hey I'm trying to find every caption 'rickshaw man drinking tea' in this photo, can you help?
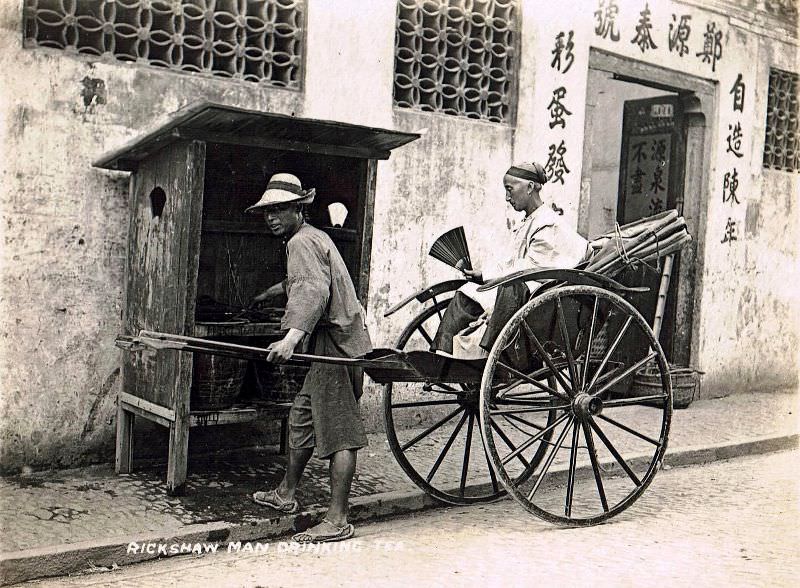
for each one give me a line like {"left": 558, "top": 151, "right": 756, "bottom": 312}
{"left": 246, "top": 173, "right": 371, "bottom": 544}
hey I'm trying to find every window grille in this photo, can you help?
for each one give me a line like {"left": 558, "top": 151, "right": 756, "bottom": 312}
{"left": 23, "top": 0, "right": 304, "bottom": 88}
{"left": 763, "top": 68, "right": 799, "bottom": 172}
{"left": 393, "top": 0, "right": 518, "bottom": 124}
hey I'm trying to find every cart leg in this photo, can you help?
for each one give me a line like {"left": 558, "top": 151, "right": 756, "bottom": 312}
{"left": 115, "top": 403, "right": 135, "bottom": 474}
{"left": 167, "top": 416, "right": 189, "bottom": 496}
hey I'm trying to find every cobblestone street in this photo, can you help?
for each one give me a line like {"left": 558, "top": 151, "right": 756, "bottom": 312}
{"left": 21, "top": 449, "right": 799, "bottom": 588}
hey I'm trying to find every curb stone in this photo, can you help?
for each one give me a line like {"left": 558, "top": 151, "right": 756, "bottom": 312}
{"left": 1, "top": 433, "right": 797, "bottom": 586}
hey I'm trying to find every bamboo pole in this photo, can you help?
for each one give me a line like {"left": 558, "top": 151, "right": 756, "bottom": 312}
{"left": 652, "top": 254, "right": 675, "bottom": 340}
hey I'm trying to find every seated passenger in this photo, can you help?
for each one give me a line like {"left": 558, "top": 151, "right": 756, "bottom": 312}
{"left": 432, "top": 161, "right": 589, "bottom": 357}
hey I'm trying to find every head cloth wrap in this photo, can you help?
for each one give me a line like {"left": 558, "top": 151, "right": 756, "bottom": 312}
{"left": 506, "top": 162, "right": 548, "bottom": 185}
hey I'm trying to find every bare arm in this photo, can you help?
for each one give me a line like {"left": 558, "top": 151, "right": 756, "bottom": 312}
{"left": 250, "top": 281, "right": 285, "bottom": 306}
{"left": 266, "top": 327, "right": 306, "bottom": 364}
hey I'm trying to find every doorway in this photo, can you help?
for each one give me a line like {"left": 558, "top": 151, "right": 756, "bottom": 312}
{"left": 580, "top": 49, "right": 716, "bottom": 368}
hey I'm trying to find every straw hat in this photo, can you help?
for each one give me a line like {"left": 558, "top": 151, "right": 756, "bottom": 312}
{"left": 245, "top": 173, "right": 316, "bottom": 213}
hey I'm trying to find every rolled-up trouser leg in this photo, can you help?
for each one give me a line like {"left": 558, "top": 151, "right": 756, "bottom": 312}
{"left": 431, "top": 292, "right": 484, "bottom": 353}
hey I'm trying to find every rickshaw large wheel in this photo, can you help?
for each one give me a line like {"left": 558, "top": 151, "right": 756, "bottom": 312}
{"left": 384, "top": 298, "right": 555, "bottom": 505}
{"left": 479, "top": 285, "right": 672, "bottom": 525}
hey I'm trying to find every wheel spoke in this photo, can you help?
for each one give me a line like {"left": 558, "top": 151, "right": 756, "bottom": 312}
{"left": 459, "top": 413, "right": 475, "bottom": 497}
{"left": 589, "top": 418, "right": 641, "bottom": 485}
{"left": 416, "top": 324, "right": 434, "bottom": 346}
{"left": 500, "top": 412, "right": 571, "bottom": 466}
{"left": 490, "top": 405, "right": 570, "bottom": 416}
{"left": 597, "top": 414, "right": 660, "bottom": 445}
{"left": 496, "top": 359, "right": 569, "bottom": 402}
{"left": 593, "top": 364, "right": 624, "bottom": 389}
{"left": 504, "top": 413, "right": 549, "bottom": 432}
{"left": 424, "top": 382, "right": 465, "bottom": 394}
{"left": 495, "top": 377, "right": 529, "bottom": 398}
{"left": 521, "top": 322, "right": 573, "bottom": 394}
{"left": 603, "top": 393, "right": 666, "bottom": 408}
{"left": 500, "top": 389, "right": 554, "bottom": 400}
{"left": 591, "top": 352, "right": 657, "bottom": 397}
{"left": 490, "top": 419, "right": 531, "bottom": 469}
{"left": 526, "top": 417, "right": 573, "bottom": 501}
{"left": 585, "top": 315, "right": 632, "bottom": 392}
{"left": 426, "top": 410, "right": 469, "bottom": 483}
{"left": 496, "top": 365, "right": 562, "bottom": 398}
{"left": 497, "top": 415, "right": 528, "bottom": 438}
{"left": 581, "top": 295, "right": 599, "bottom": 388}
{"left": 493, "top": 397, "right": 558, "bottom": 407}
{"left": 392, "top": 399, "right": 462, "bottom": 409}
{"left": 400, "top": 408, "right": 463, "bottom": 452}
{"left": 581, "top": 419, "right": 609, "bottom": 512}
{"left": 556, "top": 296, "right": 580, "bottom": 391}
{"left": 435, "top": 302, "right": 444, "bottom": 321}
{"left": 478, "top": 423, "right": 500, "bottom": 494}
{"left": 565, "top": 420, "right": 580, "bottom": 517}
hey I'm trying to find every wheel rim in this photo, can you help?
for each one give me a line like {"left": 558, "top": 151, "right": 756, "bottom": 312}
{"left": 479, "top": 285, "right": 673, "bottom": 525}
{"left": 383, "top": 299, "right": 554, "bottom": 504}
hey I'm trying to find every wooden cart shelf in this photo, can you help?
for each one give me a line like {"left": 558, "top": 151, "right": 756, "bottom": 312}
{"left": 189, "top": 402, "right": 293, "bottom": 427}
{"left": 116, "top": 390, "right": 294, "bottom": 495}
{"left": 192, "top": 322, "right": 284, "bottom": 338}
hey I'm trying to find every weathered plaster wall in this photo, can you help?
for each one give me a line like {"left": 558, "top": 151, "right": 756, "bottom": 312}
{"left": 0, "top": 1, "right": 305, "bottom": 471}
{"left": 1, "top": 0, "right": 797, "bottom": 471}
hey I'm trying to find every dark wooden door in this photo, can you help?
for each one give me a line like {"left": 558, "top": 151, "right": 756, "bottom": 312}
{"left": 616, "top": 95, "right": 686, "bottom": 363}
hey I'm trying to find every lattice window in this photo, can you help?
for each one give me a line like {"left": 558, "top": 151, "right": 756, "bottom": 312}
{"left": 23, "top": 0, "right": 305, "bottom": 88}
{"left": 393, "top": 0, "right": 518, "bottom": 124}
{"left": 763, "top": 68, "right": 799, "bottom": 172}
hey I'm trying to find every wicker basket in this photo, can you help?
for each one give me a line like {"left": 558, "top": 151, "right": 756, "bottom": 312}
{"left": 632, "top": 364, "right": 701, "bottom": 409}
{"left": 190, "top": 354, "right": 248, "bottom": 410}
{"left": 253, "top": 362, "right": 310, "bottom": 403}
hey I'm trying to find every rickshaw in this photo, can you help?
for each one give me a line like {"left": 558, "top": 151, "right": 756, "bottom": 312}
{"left": 119, "top": 209, "right": 690, "bottom": 526}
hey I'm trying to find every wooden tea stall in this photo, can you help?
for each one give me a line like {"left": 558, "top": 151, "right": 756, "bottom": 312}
{"left": 95, "top": 102, "right": 418, "bottom": 494}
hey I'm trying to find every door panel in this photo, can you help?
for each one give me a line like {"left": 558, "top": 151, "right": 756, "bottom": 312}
{"left": 122, "top": 141, "right": 205, "bottom": 409}
{"left": 616, "top": 96, "right": 685, "bottom": 365}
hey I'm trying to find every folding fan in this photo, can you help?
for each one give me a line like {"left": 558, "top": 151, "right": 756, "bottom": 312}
{"left": 429, "top": 226, "right": 472, "bottom": 271}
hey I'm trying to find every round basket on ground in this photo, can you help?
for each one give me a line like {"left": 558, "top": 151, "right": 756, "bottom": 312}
{"left": 190, "top": 354, "right": 248, "bottom": 410}
{"left": 633, "top": 364, "right": 700, "bottom": 409}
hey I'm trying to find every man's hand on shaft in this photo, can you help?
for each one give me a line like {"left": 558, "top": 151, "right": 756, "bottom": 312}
{"left": 267, "top": 328, "right": 306, "bottom": 364}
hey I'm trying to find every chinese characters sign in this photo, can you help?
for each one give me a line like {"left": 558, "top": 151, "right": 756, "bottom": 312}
{"left": 721, "top": 73, "right": 747, "bottom": 245}
{"left": 593, "top": 1, "right": 724, "bottom": 72}
{"left": 619, "top": 99, "right": 679, "bottom": 224}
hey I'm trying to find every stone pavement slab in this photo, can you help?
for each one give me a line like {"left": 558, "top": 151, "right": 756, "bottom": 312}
{"left": 0, "top": 390, "right": 797, "bottom": 585}
{"left": 18, "top": 449, "right": 800, "bottom": 588}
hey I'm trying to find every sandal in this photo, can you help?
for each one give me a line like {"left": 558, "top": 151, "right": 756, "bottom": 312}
{"left": 292, "top": 519, "right": 355, "bottom": 544}
{"left": 252, "top": 489, "right": 300, "bottom": 514}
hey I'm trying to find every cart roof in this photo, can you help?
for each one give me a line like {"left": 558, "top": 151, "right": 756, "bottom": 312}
{"left": 93, "top": 101, "right": 421, "bottom": 171}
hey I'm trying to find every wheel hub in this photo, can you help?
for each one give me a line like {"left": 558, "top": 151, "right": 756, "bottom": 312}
{"left": 573, "top": 392, "right": 603, "bottom": 419}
